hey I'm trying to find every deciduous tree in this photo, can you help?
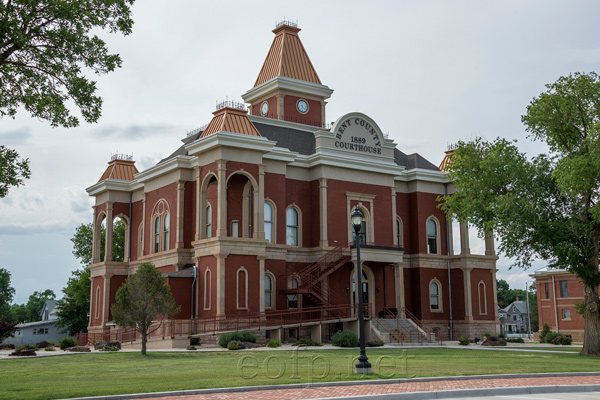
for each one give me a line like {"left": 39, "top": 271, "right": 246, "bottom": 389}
{"left": 0, "top": 146, "right": 30, "bottom": 198}
{"left": 111, "top": 262, "right": 180, "bottom": 355}
{"left": 55, "top": 268, "right": 90, "bottom": 335}
{"left": 0, "top": 268, "right": 15, "bottom": 318}
{"left": 440, "top": 72, "right": 600, "bottom": 355}
{"left": 0, "top": 315, "right": 18, "bottom": 343}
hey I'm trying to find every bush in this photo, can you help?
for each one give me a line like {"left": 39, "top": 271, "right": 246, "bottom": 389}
{"left": 506, "top": 338, "right": 525, "bottom": 343}
{"left": 44, "top": 347, "right": 56, "bottom": 351}
{"left": 498, "top": 332, "right": 506, "bottom": 338}
{"left": 292, "top": 338, "right": 321, "bottom": 346}
{"left": 553, "top": 336, "right": 572, "bottom": 345}
{"left": 267, "top": 339, "right": 281, "bottom": 348}
{"left": 190, "top": 337, "right": 201, "bottom": 346}
{"left": 544, "top": 332, "right": 561, "bottom": 343}
{"left": 219, "top": 331, "right": 256, "bottom": 348}
{"left": 186, "top": 345, "right": 197, "bottom": 350}
{"left": 16, "top": 344, "right": 38, "bottom": 351}
{"left": 458, "top": 335, "right": 469, "bottom": 346}
{"left": 102, "top": 345, "right": 120, "bottom": 351}
{"left": 227, "top": 340, "right": 245, "bottom": 350}
{"left": 35, "top": 341, "right": 52, "bottom": 348}
{"left": 539, "top": 323, "right": 551, "bottom": 343}
{"left": 66, "top": 346, "right": 91, "bottom": 352}
{"left": 331, "top": 330, "right": 359, "bottom": 347}
{"left": 366, "top": 340, "right": 384, "bottom": 347}
{"left": 499, "top": 339, "right": 507, "bottom": 346}
{"left": 59, "top": 337, "right": 77, "bottom": 350}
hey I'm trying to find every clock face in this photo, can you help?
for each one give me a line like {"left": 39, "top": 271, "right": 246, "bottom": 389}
{"left": 297, "top": 99, "right": 308, "bottom": 114}
{"left": 261, "top": 102, "right": 269, "bottom": 116}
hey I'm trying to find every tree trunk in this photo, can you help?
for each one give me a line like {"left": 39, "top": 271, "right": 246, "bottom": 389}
{"left": 141, "top": 331, "right": 147, "bottom": 355}
{"left": 582, "top": 284, "right": 600, "bottom": 356}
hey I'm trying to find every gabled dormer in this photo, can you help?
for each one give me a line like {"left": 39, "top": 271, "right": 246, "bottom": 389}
{"left": 242, "top": 21, "right": 333, "bottom": 128}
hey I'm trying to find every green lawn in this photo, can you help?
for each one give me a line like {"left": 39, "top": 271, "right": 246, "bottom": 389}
{"left": 1, "top": 348, "right": 598, "bottom": 400}
{"left": 511, "top": 346, "right": 584, "bottom": 352}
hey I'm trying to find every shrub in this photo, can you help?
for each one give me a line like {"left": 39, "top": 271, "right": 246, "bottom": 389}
{"left": 483, "top": 332, "right": 491, "bottom": 338}
{"left": 366, "top": 340, "right": 384, "bottom": 347}
{"left": 499, "top": 339, "right": 507, "bottom": 346}
{"left": 292, "top": 338, "right": 321, "bottom": 346}
{"left": 35, "top": 341, "right": 52, "bottom": 348}
{"left": 16, "top": 344, "right": 38, "bottom": 351}
{"left": 186, "top": 345, "right": 197, "bottom": 350}
{"left": 458, "top": 335, "right": 469, "bottom": 346}
{"left": 227, "top": 340, "right": 245, "bottom": 350}
{"left": 544, "top": 332, "right": 561, "bottom": 343}
{"left": 553, "top": 336, "right": 572, "bottom": 345}
{"left": 44, "top": 347, "right": 56, "bottom": 351}
{"left": 59, "top": 337, "right": 77, "bottom": 350}
{"left": 66, "top": 346, "right": 91, "bottom": 352}
{"left": 102, "top": 345, "right": 120, "bottom": 351}
{"left": 267, "top": 339, "right": 281, "bottom": 348}
{"left": 498, "top": 332, "right": 506, "bottom": 338}
{"left": 539, "top": 323, "right": 551, "bottom": 343}
{"left": 190, "top": 337, "right": 201, "bottom": 346}
{"left": 219, "top": 331, "right": 256, "bottom": 348}
{"left": 331, "top": 330, "right": 359, "bottom": 347}
{"left": 506, "top": 338, "right": 525, "bottom": 343}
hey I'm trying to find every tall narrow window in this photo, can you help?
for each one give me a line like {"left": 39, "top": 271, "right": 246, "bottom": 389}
{"left": 427, "top": 219, "right": 438, "bottom": 254}
{"left": 430, "top": 281, "right": 440, "bottom": 311}
{"left": 237, "top": 268, "right": 247, "bottom": 310}
{"left": 153, "top": 216, "right": 160, "bottom": 253}
{"left": 287, "top": 277, "right": 299, "bottom": 308}
{"left": 478, "top": 281, "right": 487, "bottom": 315}
{"left": 264, "top": 202, "right": 273, "bottom": 243}
{"left": 231, "top": 221, "right": 239, "bottom": 238}
{"left": 138, "top": 223, "right": 143, "bottom": 257}
{"left": 545, "top": 282, "right": 550, "bottom": 299}
{"left": 559, "top": 280, "right": 569, "bottom": 298}
{"left": 163, "top": 213, "right": 170, "bottom": 251}
{"left": 265, "top": 274, "right": 273, "bottom": 308}
{"left": 206, "top": 205, "right": 212, "bottom": 238}
{"left": 204, "top": 269, "right": 211, "bottom": 310}
{"left": 396, "top": 218, "right": 402, "bottom": 246}
{"left": 95, "top": 285, "right": 101, "bottom": 319}
{"left": 286, "top": 208, "right": 299, "bottom": 246}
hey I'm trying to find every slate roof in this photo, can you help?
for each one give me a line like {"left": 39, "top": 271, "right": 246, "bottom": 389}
{"left": 158, "top": 121, "right": 440, "bottom": 172}
{"left": 503, "top": 300, "right": 529, "bottom": 314}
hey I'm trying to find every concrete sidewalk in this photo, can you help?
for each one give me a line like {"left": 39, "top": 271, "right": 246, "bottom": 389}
{"left": 64, "top": 372, "right": 600, "bottom": 400}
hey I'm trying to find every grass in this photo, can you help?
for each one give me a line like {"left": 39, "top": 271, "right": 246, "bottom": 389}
{"left": 1, "top": 348, "right": 599, "bottom": 400}
{"left": 515, "top": 346, "right": 584, "bottom": 352}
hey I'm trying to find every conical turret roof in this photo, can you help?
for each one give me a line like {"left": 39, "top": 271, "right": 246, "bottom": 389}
{"left": 200, "top": 106, "right": 261, "bottom": 138}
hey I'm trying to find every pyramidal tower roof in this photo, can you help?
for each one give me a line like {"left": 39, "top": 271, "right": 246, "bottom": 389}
{"left": 254, "top": 22, "right": 321, "bottom": 87}
{"left": 438, "top": 145, "right": 458, "bottom": 172}
{"left": 98, "top": 156, "right": 138, "bottom": 182}
{"left": 200, "top": 102, "right": 261, "bottom": 138}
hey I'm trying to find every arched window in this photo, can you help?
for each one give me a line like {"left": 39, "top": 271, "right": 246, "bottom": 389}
{"left": 429, "top": 279, "right": 442, "bottom": 312}
{"left": 237, "top": 268, "right": 248, "bottom": 310}
{"left": 153, "top": 216, "right": 160, "bottom": 253}
{"left": 287, "top": 277, "right": 299, "bottom": 308}
{"left": 352, "top": 215, "right": 367, "bottom": 244}
{"left": 265, "top": 273, "right": 274, "bottom": 309}
{"left": 396, "top": 217, "right": 403, "bottom": 247}
{"left": 478, "top": 281, "right": 487, "bottom": 315}
{"left": 286, "top": 207, "right": 299, "bottom": 246}
{"left": 206, "top": 205, "right": 212, "bottom": 238}
{"left": 204, "top": 268, "right": 211, "bottom": 310}
{"left": 427, "top": 219, "right": 438, "bottom": 254}
{"left": 163, "top": 213, "right": 170, "bottom": 251}
{"left": 138, "top": 223, "right": 143, "bottom": 258}
{"left": 264, "top": 202, "right": 273, "bottom": 243}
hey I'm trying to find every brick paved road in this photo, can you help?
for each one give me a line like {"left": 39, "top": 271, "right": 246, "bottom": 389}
{"left": 140, "top": 375, "right": 600, "bottom": 400}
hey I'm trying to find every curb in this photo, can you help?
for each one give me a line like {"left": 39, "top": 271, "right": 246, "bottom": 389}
{"left": 58, "top": 372, "right": 600, "bottom": 400}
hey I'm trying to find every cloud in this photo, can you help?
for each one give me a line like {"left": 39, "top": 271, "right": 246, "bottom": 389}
{"left": 64, "top": 186, "right": 93, "bottom": 214}
{"left": 93, "top": 123, "right": 181, "bottom": 140}
{"left": 0, "top": 222, "right": 72, "bottom": 236}
{"left": 137, "top": 153, "right": 164, "bottom": 171}
{"left": 0, "top": 128, "right": 32, "bottom": 146}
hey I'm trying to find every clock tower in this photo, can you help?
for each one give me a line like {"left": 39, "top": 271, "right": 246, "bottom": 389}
{"left": 242, "top": 20, "right": 333, "bottom": 128}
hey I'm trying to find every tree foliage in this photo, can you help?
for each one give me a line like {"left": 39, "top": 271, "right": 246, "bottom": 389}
{"left": 0, "top": 0, "right": 135, "bottom": 127}
{"left": 71, "top": 220, "right": 125, "bottom": 265}
{"left": 111, "top": 262, "right": 180, "bottom": 355}
{"left": 0, "top": 315, "right": 18, "bottom": 343}
{"left": 55, "top": 268, "right": 90, "bottom": 334}
{"left": 440, "top": 72, "right": 600, "bottom": 355}
{"left": 0, "top": 145, "right": 30, "bottom": 198}
{"left": 0, "top": 267, "right": 15, "bottom": 318}
{"left": 24, "top": 289, "right": 55, "bottom": 321}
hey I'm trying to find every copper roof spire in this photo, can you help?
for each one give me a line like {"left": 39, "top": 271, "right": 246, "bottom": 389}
{"left": 98, "top": 154, "right": 139, "bottom": 182}
{"left": 200, "top": 100, "right": 261, "bottom": 138}
{"left": 439, "top": 143, "right": 458, "bottom": 172}
{"left": 254, "top": 21, "right": 321, "bottom": 87}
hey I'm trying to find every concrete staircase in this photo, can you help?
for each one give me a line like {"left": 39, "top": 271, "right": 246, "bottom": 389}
{"left": 372, "top": 317, "right": 438, "bottom": 346}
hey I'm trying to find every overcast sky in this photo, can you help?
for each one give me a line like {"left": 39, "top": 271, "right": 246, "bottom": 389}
{"left": 2, "top": 0, "right": 598, "bottom": 304}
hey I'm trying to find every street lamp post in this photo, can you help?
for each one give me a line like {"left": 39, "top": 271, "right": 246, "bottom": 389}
{"left": 352, "top": 206, "right": 372, "bottom": 374}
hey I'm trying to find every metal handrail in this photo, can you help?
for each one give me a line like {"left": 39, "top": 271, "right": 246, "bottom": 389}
{"left": 401, "top": 307, "right": 442, "bottom": 345}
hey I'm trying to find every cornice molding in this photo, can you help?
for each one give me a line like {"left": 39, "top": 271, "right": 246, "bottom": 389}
{"left": 242, "top": 76, "right": 333, "bottom": 104}
{"left": 185, "top": 130, "right": 276, "bottom": 157}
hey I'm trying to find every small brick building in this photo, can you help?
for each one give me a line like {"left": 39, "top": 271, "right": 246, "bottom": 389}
{"left": 85, "top": 22, "right": 499, "bottom": 346}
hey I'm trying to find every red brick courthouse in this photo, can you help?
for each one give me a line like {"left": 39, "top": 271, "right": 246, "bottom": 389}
{"left": 85, "top": 22, "right": 500, "bottom": 347}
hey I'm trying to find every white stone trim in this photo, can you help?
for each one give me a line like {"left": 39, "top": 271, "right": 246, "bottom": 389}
{"left": 429, "top": 278, "right": 443, "bottom": 313}
{"left": 285, "top": 204, "right": 302, "bottom": 247}
{"left": 204, "top": 268, "right": 211, "bottom": 310}
{"left": 426, "top": 216, "right": 441, "bottom": 255}
{"left": 478, "top": 280, "right": 487, "bottom": 315}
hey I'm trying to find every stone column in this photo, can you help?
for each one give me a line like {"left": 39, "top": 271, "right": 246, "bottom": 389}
{"left": 176, "top": 180, "right": 185, "bottom": 248}
{"left": 216, "top": 254, "right": 227, "bottom": 317}
{"left": 492, "top": 269, "right": 499, "bottom": 320}
{"left": 195, "top": 166, "right": 202, "bottom": 241}
{"left": 391, "top": 188, "right": 397, "bottom": 246}
{"left": 104, "top": 202, "right": 114, "bottom": 262}
{"left": 92, "top": 206, "right": 99, "bottom": 263}
{"left": 256, "top": 164, "right": 265, "bottom": 240}
{"left": 460, "top": 222, "right": 470, "bottom": 255}
{"left": 463, "top": 266, "right": 473, "bottom": 322}
{"left": 394, "top": 263, "right": 406, "bottom": 317}
{"left": 102, "top": 274, "right": 113, "bottom": 324}
{"left": 216, "top": 160, "right": 227, "bottom": 238}
{"left": 141, "top": 193, "right": 146, "bottom": 256}
{"left": 447, "top": 217, "right": 454, "bottom": 256}
{"left": 319, "top": 178, "right": 328, "bottom": 247}
{"left": 485, "top": 231, "right": 495, "bottom": 256}
{"left": 276, "top": 95, "right": 284, "bottom": 117}
{"left": 258, "top": 256, "right": 266, "bottom": 314}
